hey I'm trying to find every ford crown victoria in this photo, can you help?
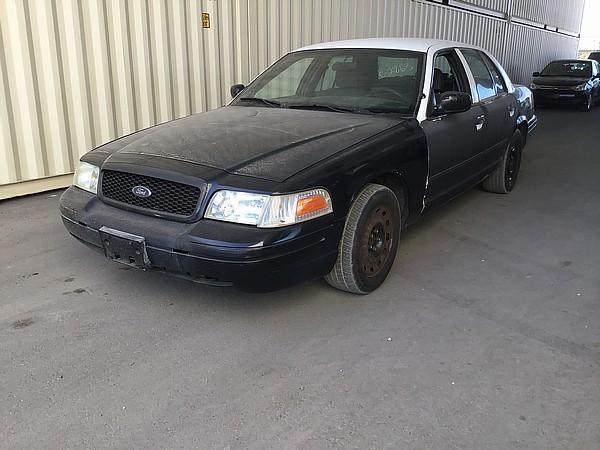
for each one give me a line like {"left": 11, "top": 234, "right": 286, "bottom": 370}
{"left": 60, "top": 38, "right": 536, "bottom": 294}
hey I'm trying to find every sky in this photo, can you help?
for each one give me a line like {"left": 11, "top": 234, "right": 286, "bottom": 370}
{"left": 579, "top": 0, "right": 600, "bottom": 50}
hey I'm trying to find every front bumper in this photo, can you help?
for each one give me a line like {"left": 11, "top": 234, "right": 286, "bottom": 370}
{"left": 60, "top": 186, "right": 343, "bottom": 291}
{"left": 533, "top": 89, "right": 588, "bottom": 105}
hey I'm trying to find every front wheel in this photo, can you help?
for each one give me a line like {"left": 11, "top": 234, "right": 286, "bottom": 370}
{"left": 482, "top": 130, "right": 523, "bottom": 194}
{"left": 325, "top": 184, "right": 401, "bottom": 294}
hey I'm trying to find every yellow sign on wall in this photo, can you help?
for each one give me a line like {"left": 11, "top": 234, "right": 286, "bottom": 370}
{"left": 202, "top": 13, "right": 210, "bottom": 28}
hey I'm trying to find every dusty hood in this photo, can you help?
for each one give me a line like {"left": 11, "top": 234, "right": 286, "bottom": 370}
{"left": 101, "top": 106, "right": 402, "bottom": 182}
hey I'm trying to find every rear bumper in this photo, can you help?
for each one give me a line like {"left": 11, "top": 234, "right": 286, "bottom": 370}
{"left": 60, "top": 186, "right": 343, "bottom": 291}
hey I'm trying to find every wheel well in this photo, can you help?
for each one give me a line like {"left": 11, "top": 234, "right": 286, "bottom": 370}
{"left": 370, "top": 173, "right": 410, "bottom": 223}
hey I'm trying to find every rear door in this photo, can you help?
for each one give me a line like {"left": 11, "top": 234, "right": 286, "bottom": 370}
{"left": 459, "top": 48, "right": 515, "bottom": 172}
{"left": 482, "top": 51, "right": 516, "bottom": 149}
{"left": 420, "top": 49, "right": 488, "bottom": 204}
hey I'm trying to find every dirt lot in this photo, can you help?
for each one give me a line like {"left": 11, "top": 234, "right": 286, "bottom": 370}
{"left": 1, "top": 108, "right": 599, "bottom": 449}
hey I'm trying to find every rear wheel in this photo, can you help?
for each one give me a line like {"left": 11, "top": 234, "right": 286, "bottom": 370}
{"left": 325, "top": 184, "right": 401, "bottom": 294}
{"left": 482, "top": 130, "right": 523, "bottom": 194}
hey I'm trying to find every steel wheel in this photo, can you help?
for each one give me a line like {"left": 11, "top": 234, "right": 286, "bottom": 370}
{"left": 504, "top": 141, "right": 522, "bottom": 191}
{"left": 482, "top": 129, "right": 523, "bottom": 194}
{"left": 325, "top": 184, "right": 401, "bottom": 294}
{"left": 358, "top": 205, "right": 394, "bottom": 278}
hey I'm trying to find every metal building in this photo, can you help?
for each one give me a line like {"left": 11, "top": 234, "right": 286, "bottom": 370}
{"left": 0, "top": 0, "right": 585, "bottom": 199}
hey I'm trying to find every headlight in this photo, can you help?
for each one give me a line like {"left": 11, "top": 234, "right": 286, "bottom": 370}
{"left": 73, "top": 161, "right": 99, "bottom": 194}
{"left": 574, "top": 82, "right": 588, "bottom": 91}
{"left": 204, "top": 188, "right": 333, "bottom": 228}
{"left": 204, "top": 191, "right": 269, "bottom": 225}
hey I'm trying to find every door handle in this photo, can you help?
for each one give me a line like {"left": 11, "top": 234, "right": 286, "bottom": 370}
{"left": 475, "top": 114, "right": 486, "bottom": 131}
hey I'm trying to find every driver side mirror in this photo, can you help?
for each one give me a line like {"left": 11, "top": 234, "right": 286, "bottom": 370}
{"left": 438, "top": 91, "right": 472, "bottom": 114}
{"left": 230, "top": 83, "right": 245, "bottom": 98}
{"left": 532, "top": 71, "right": 541, "bottom": 77}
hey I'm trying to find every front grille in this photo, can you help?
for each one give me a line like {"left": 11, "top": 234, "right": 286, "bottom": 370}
{"left": 100, "top": 170, "right": 202, "bottom": 217}
{"left": 538, "top": 86, "right": 575, "bottom": 94}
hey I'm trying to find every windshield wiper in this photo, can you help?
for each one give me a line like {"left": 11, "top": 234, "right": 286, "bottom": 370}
{"left": 238, "top": 97, "right": 282, "bottom": 108}
{"left": 286, "top": 103, "right": 359, "bottom": 114}
{"left": 362, "top": 105, "right": 405, "bottom": 114}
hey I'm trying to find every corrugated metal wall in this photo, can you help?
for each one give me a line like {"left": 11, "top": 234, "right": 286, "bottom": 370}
{"left": 511, "top": 0, "right": 583, "bottom": 32}
{"left": 503, "top": 22, "right": 581, "bottom": 85}
{"left": 0, "top": 0, "right": 585, "bottom": 198}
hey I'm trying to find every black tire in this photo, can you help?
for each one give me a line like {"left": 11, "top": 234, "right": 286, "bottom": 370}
{"left": 482, "top": 130, "right": 523, "bottom": 194}
{"left": 325, "top": 184, "right": 401, "bottom": 294}
{"left": 581, "top": 93, "right": 593, "bottom": 112}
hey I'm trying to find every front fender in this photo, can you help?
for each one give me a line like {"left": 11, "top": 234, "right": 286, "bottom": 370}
{"left": 279, "top": 119, "right": 428, "bottom": 225}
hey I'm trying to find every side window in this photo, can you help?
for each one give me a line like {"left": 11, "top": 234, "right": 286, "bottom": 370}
{"left": 461, "top": 49, "right": 496, "bottom": 101}
{"left": 255, "top": 57, "right": 314, "bottom": 99}
{"left": 482, "top": 54, "right": 507, "bottom": 95}
{"left": 430, "top": 52, "right": 468, "bottom": 110}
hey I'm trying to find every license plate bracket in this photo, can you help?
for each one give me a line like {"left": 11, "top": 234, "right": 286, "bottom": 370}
{"left": 99, "top": 226, "right": 150, "bottom": 269}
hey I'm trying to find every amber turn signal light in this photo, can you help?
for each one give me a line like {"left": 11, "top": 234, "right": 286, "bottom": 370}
{"left": 296, "top": 194, "right": 330, "bottom": 217}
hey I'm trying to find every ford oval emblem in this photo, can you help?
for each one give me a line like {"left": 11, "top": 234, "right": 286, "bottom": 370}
{"left": 132, "top": 185, "right": 152, "bottom": 198}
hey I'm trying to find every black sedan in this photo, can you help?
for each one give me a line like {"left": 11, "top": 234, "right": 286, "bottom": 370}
{"left": 530, "top": 59, "right": 600, "bottom": 111}
{"left": 60, "top": 39, "right": 536, "bottom": 294}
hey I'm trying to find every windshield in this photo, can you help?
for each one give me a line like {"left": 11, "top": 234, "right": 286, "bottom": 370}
{"left": 232, "top": 49, "right": 425, "bottom": 115}
{"left": 541, "top": 61, "right": 592, "bottom": 78}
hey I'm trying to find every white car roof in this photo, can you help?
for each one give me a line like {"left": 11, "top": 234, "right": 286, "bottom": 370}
{"left": 295, "top": 38, "right": 483, "bottom": 54}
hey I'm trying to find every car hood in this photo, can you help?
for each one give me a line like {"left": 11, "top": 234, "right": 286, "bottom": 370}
{"left": 533, "top": 76, "right": 589, "bottom": 87}
{"left": 100, "top": 106, "right": 403, "bottom": 182}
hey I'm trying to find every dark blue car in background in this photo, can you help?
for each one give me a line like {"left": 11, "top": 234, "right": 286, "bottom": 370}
{"left": 530, "top": 59, "right": 600, "bottom": 111}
